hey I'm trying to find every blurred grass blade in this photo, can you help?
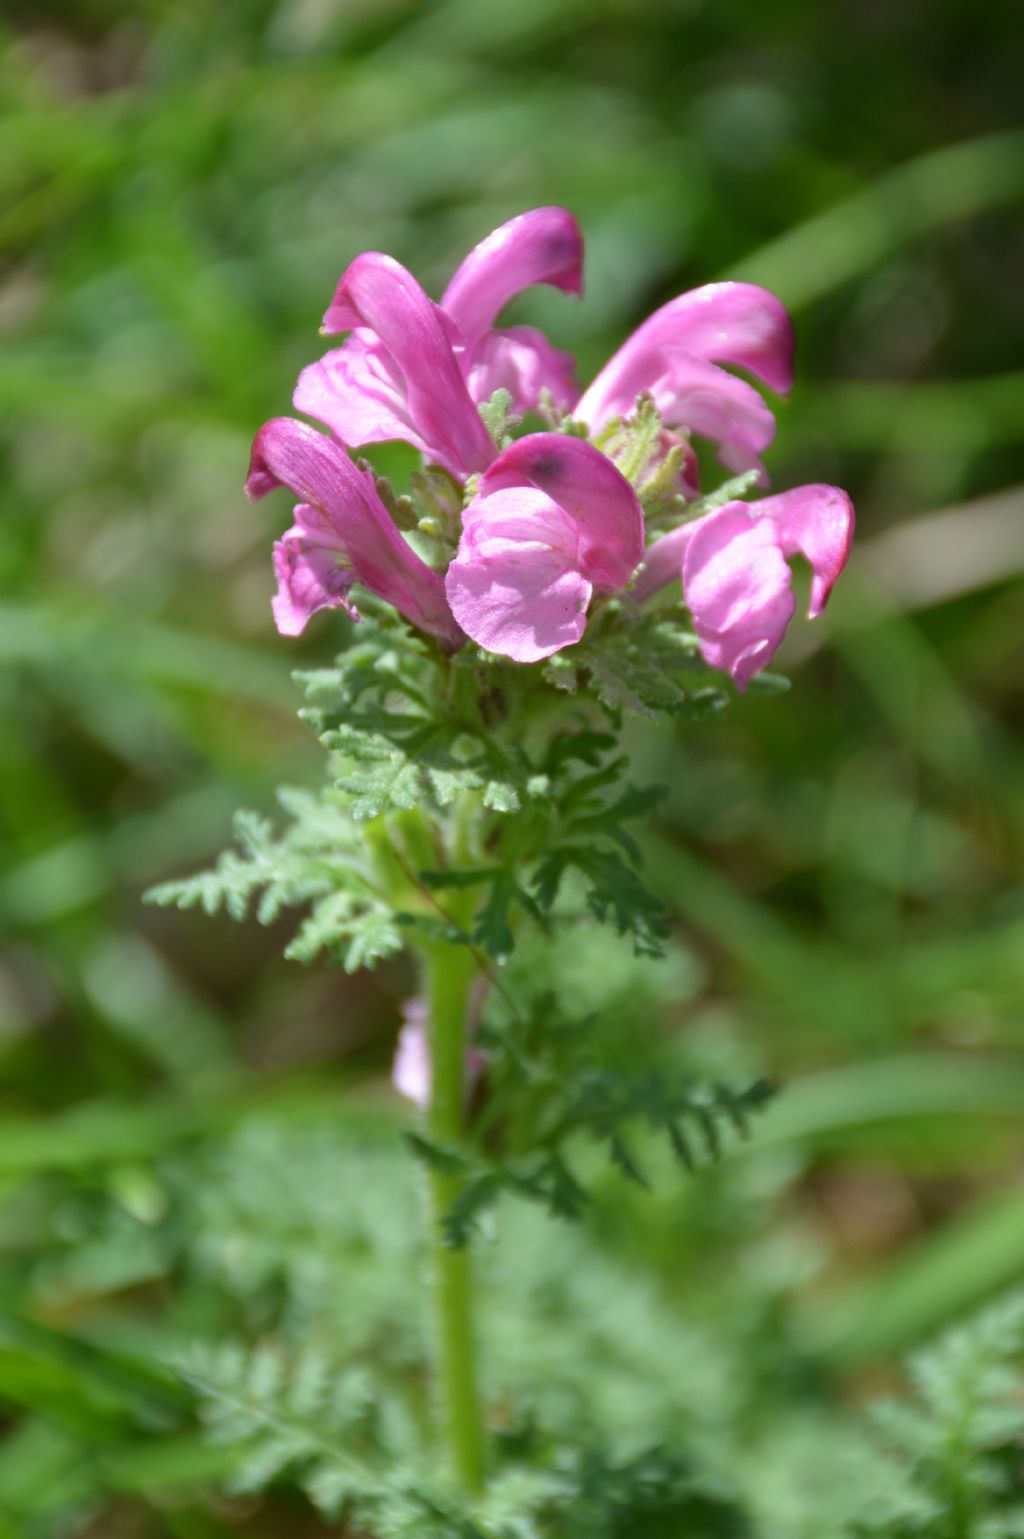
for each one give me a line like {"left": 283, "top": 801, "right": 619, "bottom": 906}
{"left": 811, "top": 1185, "right": 1024, "bottom": 1364}
{"left": 0, "top": 1078, "right": 395, "bottom": 1179}
{"left": 745, "top": 1054, "right": 1024, "bottom": 1151}
{"left": 0, "top": 601, "right": 294, "bottom": 708}
{"left": 727, "top": 131, "right": 1024, "bottom": 308}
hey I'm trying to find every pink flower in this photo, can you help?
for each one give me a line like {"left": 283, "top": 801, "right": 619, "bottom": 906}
{"left": 246, "top": 417, "right": 464, "bottom": 649}
{"left": 633, "top": 484, "right": 855, "bottom": 689}
{"left": 295, "top": 209, "right": 583, "bottom": 477}
{"left": 576, "top": 282, "right": 795, "bottom": 482}
{"left": 254, "top": 208, "right": 852, "bottom": 688}
{"left": 392, "top": 997, "right": 432, "bottom": 1108}
{"left": 445, "top": 433, "right": 645, "bottom": 663}
{"left": 391, "top": 995, "right": 485, "bottom": 1109}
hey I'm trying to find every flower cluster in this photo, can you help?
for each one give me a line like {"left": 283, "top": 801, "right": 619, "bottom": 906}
{"left": 248, "top": 208, "right": 853, "bottom": 689}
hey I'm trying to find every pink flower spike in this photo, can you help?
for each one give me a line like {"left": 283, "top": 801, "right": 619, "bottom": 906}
{"left": 446, "top": 434, "right": 644, "bottom": 662}
{"left": 576, "top": 281, "right": 794, "bottom": 476}
{"left": 247, "top": 417, "right": 464, "bottom": 649}
{"left": 298, "top": 252, "right": 495, "bottom": 480}
{"left": 441, "top": 206, "right": 584, "bottom": 344}
{"left": 676, "top": 483, "right": 854, "bottom": 690}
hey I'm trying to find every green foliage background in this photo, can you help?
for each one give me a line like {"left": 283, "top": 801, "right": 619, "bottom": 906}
{"left": 1, "top": 1, "right": 1023, "bottom": 1534}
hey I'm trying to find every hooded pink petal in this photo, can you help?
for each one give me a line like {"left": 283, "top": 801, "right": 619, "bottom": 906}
{"left": 578, "top": 281, "right": 794, "bottom": 422}
{"left": 441, "top": 206, "right": 584, "bottom": 344}
{"left": 576, "top": 281, "right": 794, "bottom": 477}
{"left": 446, "top": 487, "right": 593, "bottom": 662}
{"left": 639, "top": 483, "right": 854, "bottom": 689}
{"left": 247, "top": 417, "right": 464, "bottom": 648}
{"left": 478, "top": 433, "right": 644, "bottom": 589}
{"left": 306, "top": 252, "right": 495, "bottom": 479}
{"left": 461, "top": 324, "right": 579, "bottom": 417}
{"left": 445, "top": 436, "right": 643, "bottom": 662}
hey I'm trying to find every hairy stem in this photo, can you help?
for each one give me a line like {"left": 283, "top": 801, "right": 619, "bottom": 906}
{"left": 423, "top": 935, "right": 485, "bottom": 1493}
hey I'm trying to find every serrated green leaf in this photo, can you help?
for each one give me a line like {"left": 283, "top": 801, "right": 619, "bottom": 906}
{"left": 339, "top": 759, "right": 422, "bottom": 821}
{"left": 482, "top": 779, "right": 520, "bottom": 812}
{"left": 478, "top": 387, "right": 513, "bottom": 447}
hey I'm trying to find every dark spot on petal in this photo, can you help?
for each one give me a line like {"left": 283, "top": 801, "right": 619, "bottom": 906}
{"left": 526, "top": 450, "right": 565, "bottom": 480}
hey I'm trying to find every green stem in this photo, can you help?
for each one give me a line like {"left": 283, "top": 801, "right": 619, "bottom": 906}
{"left": 423, "top": 935, "right": 485, "bottom": 1494}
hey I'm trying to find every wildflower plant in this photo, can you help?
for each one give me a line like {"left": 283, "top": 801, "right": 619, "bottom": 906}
{"left": 150, "top": 209, "right": 855, "bottom": 1521}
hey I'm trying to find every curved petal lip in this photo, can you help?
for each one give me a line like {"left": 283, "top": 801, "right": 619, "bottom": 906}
{"left": 446, "top": 548, "right": 593, "bottom": 662}
{"left": 753, "top": 483, "right": 855, "bottom": 616}
{"left": 271, "top": 503, "right": 357, "bottom": 637}
{"left": 441, "top": 206, "right": 584, "bottom": 341}
{"left": 579, "top": 281, "right": 794, "bottom": 416}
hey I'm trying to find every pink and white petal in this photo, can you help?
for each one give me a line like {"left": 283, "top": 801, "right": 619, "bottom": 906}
{"left": 294, "top": 335, "right": 433, "bottom": 461}
{"left": 319, "top": 252, "right": 495, "bottom": 477}
{"left": 271, "top": 504, "right": 356, "bottom": 636}
{"left": 682, "top": 504, "right": 796, "bottom": 690}
{"left": 441, "top": 206, "right": 584, "bottom": 342}
{"left": 478, "top": 434, "right": 644, "bottom": 590}
{"left": 462, "top": 325, "right": 580, "bottom": 416}
{"left": 756, "top": 483, "right": 855, "bottom": 616}
{"left": 577, "top": 281, "right": 794, "bottom": 428}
